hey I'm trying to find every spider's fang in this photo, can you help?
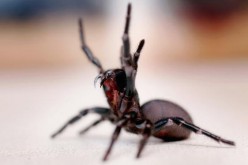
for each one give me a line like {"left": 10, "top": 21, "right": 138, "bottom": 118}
{"left": 100, "top": 77, "right": 107, "bottom": 88}
{"left": 94, "top": 74, "right": 104, "bottom": 87}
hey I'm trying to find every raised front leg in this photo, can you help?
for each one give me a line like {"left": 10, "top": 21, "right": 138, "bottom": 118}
{"left": 79, "top": 18, "right": 104, "bottom": 73}
{"left": 154, "top": 117, "right": 235, "bottom": 146}
{"left": 51, "top": 107, "right": 110, "bottom": 138}
{"left": 120, "top": 3, "right": 132, "bottom": 69}
{"left": 119, "top": 4, "right": 145, "bottom": 99}
{"left": 133, "top": 39, "right": 145, "bottom": 70}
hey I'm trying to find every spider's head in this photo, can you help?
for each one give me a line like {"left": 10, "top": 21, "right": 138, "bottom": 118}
{"left": 95, "top": 69, "right": 127, "bottom": 93}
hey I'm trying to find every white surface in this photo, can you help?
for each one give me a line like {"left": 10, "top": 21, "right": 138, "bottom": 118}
{"left": 0, "top": 62, "right": 248, "bottom": 165}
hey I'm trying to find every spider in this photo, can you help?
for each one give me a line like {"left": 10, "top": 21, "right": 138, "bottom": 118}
{"left": 51, "top": 3, "right": 235, "bottom": 161}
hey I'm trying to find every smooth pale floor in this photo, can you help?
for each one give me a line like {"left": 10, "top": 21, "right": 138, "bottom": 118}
{"left": 0, "top": 61, "right": 248, "bottom": 165}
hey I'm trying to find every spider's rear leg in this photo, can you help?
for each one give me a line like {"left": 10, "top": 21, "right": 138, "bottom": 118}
{"left": 154, "top": 117, "right": 235, "bottom": 146}
{"left": 51, "top": 107, "right": 110, "bottom": 138}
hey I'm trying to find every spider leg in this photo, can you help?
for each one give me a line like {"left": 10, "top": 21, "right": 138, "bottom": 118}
{"left": 78, "top": 117, "right": 104, "bottom": 135}
{"left": 79, "top": 18, "right": 104, "bottom": 73}
{"left": 102, "top": 111, "right": 137, "bottom": 161}
{"left": 103, "top": 118, "right": 128, "bottom": 161}
{"left": 122, "top": 39, "right": 145, "bottom": 97}
{"left": 51, "top": 107, "right": 110, "bottom": 138}
{"left": 133, "top": 39, "right": 145, "bottom": 70}
{"left": 103, "top": 123, "right": 122, "bottom": 161}
{"left": 136, "top": 120, "right": 152, "bottom": 158}
{"left": 120, "top": 3, "right": 132, "bottom": 68}
{"left": 119, "top": 4, "right": 145, "bottom": 99}
{"left": 154, "top": 117, "right": 235, "bottom": 146}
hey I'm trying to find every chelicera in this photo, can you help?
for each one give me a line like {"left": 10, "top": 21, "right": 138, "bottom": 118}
{"left": 51, "top": 3, "right": 235, "bottom": 161}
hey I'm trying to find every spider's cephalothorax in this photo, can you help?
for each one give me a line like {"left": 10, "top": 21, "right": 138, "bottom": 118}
{"left": 51, "top": 3, "right": 235, "bottom": 161}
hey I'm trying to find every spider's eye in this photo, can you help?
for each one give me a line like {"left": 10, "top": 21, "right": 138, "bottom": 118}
{"left": 114, "top": 69, "right": 126, "bottom": 92}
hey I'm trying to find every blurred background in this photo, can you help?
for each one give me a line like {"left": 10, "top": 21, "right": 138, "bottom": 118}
{"left": 0, "top": 0, "right": 248, "bottom": 165}
{"left": 1, "top": 0, "right": 248, "bottom": 69}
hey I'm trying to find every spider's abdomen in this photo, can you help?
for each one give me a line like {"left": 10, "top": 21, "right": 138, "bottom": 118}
{"left": 141, "top": 100, "right": 193, "bottom": 141}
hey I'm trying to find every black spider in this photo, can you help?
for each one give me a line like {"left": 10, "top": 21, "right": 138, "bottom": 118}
{"left": 51, "top": 3, "right": 235, "bottom": 161}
